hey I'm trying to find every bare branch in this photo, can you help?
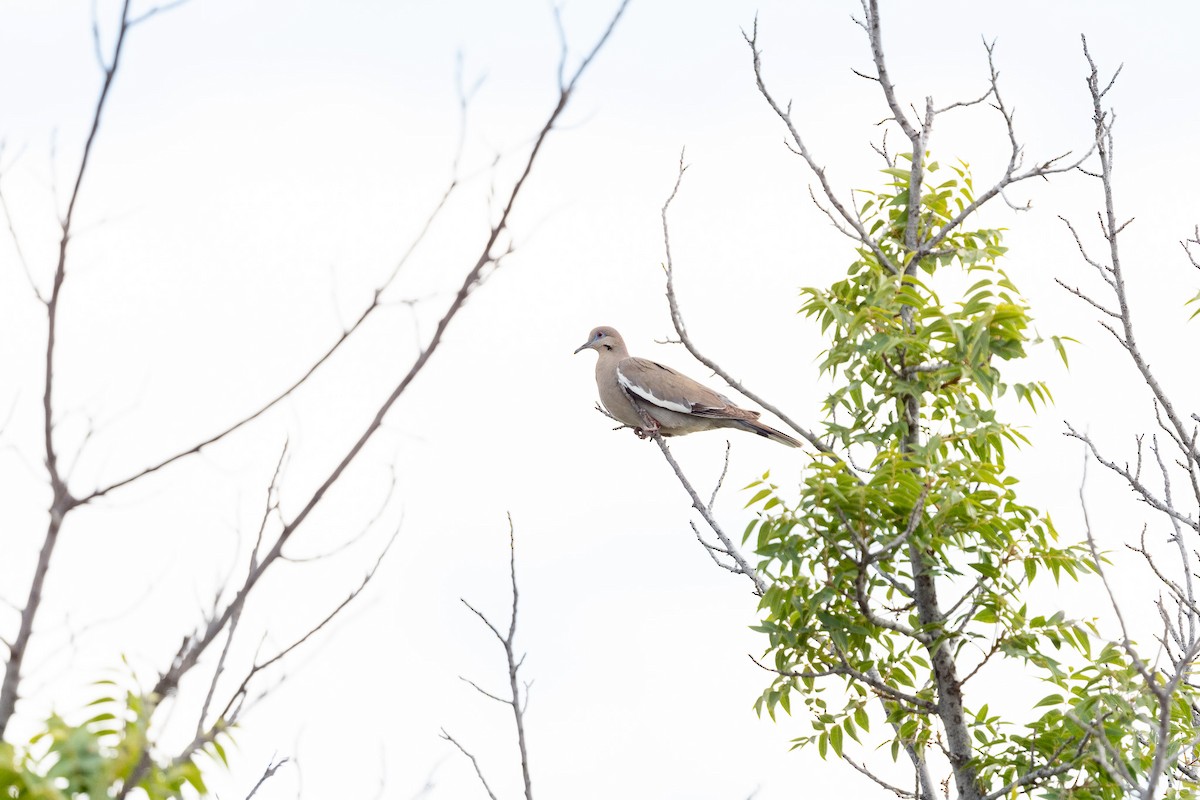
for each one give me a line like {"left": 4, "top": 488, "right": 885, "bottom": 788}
{"left": 652, "top": 434, "right": 767, "bottom": 595}
{"left": 0, "top": 0, "right": 146, "bottom": 735}
{"left": 460, "top": 676, "right": 508, "bottom": 705}
{"left": 551, "top": 3, "right": 568, "bottom": 92}
{"left": 1076, "top": 444, "right": 1180, "bottom": 798}
{"left": 1181, "top": 226, "right": 1200, "bottom": 273}
{"left": 700, "top": 438, "right": 729, "bottom": 513}
{"left": 74, "top": 20, "right": 496, "bottom": 509}
{"left": 441, "top": 730, "right": 500, "bottom": 800}
{"left": 1063, "top": 38, "right": 1200, "bottom": 798}
{"left": 456, "top": 516, "right": 535, "bottom": 800}
{"left": 1055, "top": 278, "right": 1120, "bottom": 317}
{"left": 224, "top": 522, "right": 400, "bottom": 719}
{"left": 0, "top": 152, "right": 42, "bottom": 303}
{"left": 691, "top": 521, "right": 746, "bottom": 579}
{"left": 844, "top": 755, "right": 917, "bottom": 798}
{"left": 917, "top": 52, "right": 1098, "bottom": 258}
{"left": 146, "top": 522, "right": 401, "bottom": 793}
{"left": 1072, "top": 37, "right": 1198, "bottom": 476}
{"left": 244, "top": 755, "right": 290, "bottom": 800}
{"left": 660, "top": 151, "right": 832, "bottom": 458}
{"left": 1067, "top": 425, "right": 1198, "bottom": 533}
{"left": 284, "top": 470, "right": 401, "bottom": 564}
{"left": 934, "top": 57, "right": 994, "bottom": 115}
{"left": 870, "top": 129, "right": 895, "bottom": 168}
{"left": 77, "top": 176, "right": 458, "bottom": 507}
{"left": 860, "top": 0, "right": 914, "bottom": 140}
{"left": 505, "top": 518, "right": 534, "bottom": 800}
{"left": 743, "top": 19, "right": 901, "bottom": 275}
{"left": 461, "top": 598, "right": 505, "bottom": 644}
{"left": 1059, "top": 214, "right": 1115, "bottom": 284}
{"left": 135, "top": 2, "right": 629, "bottom": 715}
{"left": 194, "top": 593, "right": 243, "bottom": 742}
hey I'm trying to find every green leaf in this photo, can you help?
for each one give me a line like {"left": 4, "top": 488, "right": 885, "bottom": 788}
{"left": 1034, "top": 693, "right": 1064, "bottom": 708}
{"left": 829, "top": 725, "right": 844, "bottom": 758}
{"left": 1186, "top": 290, "right": 1200, "bottom": 320}
{"left": 1050, "top": 335, "right": 1072, "bottom": 368}
{"left": 211, "top": 738, "right": 229, "bottom": 767}
{"left": 974, "top": 607, "right": 999, "bottom": 624}
{"left": 745, "top": 488, "right": 772, "bottom": 508}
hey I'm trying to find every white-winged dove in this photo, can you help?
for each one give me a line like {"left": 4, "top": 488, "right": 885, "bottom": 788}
{"left": 574, "top": 326, "right": 801, "bottom": 448}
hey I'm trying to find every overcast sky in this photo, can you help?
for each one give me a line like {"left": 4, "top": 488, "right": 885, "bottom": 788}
{"left": 2, "top": 1, "right": 1198, "bottom": 798}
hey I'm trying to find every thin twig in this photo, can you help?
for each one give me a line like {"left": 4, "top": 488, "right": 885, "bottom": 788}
{"left": 140, "top": 0, "right": 630, "bottom": 717}
{"left": 441, "top": 730, "right": 499, "bottom": 800}
{"left": 456, "top": 515, "right": 536, "bottom": 800}
{"left": 0, "top": 0, "right": 142, "bottom": 738}
{"left": 653, "top": 434, "right": 767, "bottom": 595}
{"left": 244, "top": 755, "right": 290, "bottom": 800}
{"left": 659, "top": 150, "right": 830, "bottom": 458}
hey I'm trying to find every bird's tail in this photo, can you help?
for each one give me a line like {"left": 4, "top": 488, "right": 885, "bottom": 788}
{"left": 736, "top": 419, "right": 802, "bottom": 448}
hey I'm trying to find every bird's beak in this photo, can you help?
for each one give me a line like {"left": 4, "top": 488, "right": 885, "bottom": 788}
{"left": 573, "top": 341, "right": 591, "bottom": 355}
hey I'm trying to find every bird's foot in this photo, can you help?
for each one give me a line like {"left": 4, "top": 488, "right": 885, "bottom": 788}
{"left": 634, "top": 418, "right": 660, "bottom": 439}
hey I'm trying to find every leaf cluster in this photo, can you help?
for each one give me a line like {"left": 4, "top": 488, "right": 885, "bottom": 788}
{"left": 742, "top": 158, "right": 1194, "bottom": 795}
{"left": 0, "top": 674, "right": 228, "bottom": 799}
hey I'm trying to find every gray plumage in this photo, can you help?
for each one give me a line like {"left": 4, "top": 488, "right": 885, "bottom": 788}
{"left": 574, "top": 326, "right": 801, "bottom": 448}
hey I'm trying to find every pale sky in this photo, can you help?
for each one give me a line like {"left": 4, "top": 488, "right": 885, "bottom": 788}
{"left": 1, "top": 1, "right": 1198, "bottom": 798}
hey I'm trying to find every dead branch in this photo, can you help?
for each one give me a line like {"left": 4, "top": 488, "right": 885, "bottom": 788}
{"left": 440, "top": 730, "right": 500, "bottom": 800}
{"left": 1061, "top": 38, "right": 1200, "bottom": 798}
{"left": 844, "top": 755, "right": 917, "bottom": 799}
{"left": 2, "top": 0, "right": 628, "bottom": 774}
{"left": 0, "top": 145, "right": 41, "bottom": 302}
{"left": 243, "top": 755, "right": 290, "bottom": 800}
{"left": 743, "top": 18, "right": 901, "bottom": 275}
{"left": 136, "top": 0, "right": 629, "bottom": 725}
{"left": 0, "top": 0, "right": 141, "bottom": 738}
{"left": 454, "top": 515, "right": 535, "bottom": 800}
{"left": 659, "top": 151, "right": 830, "bottom": 458}
{"left": 651, "top": 433, "right": 767, "bottom": 596}
{"left": 154, "top": 521, "right": 401, "bottom": 787}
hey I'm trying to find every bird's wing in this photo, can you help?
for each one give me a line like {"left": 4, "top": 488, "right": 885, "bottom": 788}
{"left": 616, "top": 357, "right": 759, "bottom": 420}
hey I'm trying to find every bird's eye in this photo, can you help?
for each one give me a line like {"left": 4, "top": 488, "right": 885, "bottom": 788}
{"left": 594, "top": 331, "right": 604, "bottom": 340}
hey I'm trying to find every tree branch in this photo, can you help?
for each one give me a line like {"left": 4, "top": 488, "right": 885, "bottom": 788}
{"left": 455, "top": 516, "right": 535, "bottom": 800}
{"left": 659, "top": 150, "right": 832, "bottom": 459}
{"left": 0, "top": 0, "right": 141, "bottom": 738}
{"left": 141, "top": 0, "right": 628, "bottom": 710}
{"left": 440, "top": 730, "right": 499, "bottom": 800}
{"left": 652, "top": 434, "right": 767, "bottom": 595}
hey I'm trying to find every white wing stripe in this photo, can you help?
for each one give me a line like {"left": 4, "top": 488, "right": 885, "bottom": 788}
{"left": 617, "top": 370, "right": 691, "bottom": 414}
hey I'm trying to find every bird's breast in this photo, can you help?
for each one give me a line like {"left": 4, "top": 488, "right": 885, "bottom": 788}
{"left": 596, "top": 360, "right": 646, "bottom": 428}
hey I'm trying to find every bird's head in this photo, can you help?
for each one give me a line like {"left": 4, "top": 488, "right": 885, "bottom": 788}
{"left": 573, "top": 326, "right": 622, "bottom": 355}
